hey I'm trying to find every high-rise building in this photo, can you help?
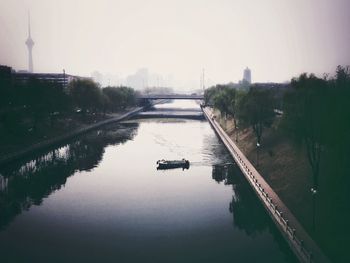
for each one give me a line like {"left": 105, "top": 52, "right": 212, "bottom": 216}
{"left": 126, "top": 68, "right": 149, "bottom": 90}
{"left": 25, "top": 12, "right": 34, "bottom": 73}
{"left": 243, "top": 67, "right": 251, "bottom": 84}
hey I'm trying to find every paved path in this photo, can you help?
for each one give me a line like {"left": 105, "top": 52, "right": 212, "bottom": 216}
{"left": 203, "top": 107, "right": 330, "bottom": 263}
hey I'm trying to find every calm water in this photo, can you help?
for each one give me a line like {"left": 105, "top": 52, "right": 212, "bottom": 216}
{"left": 0, "top": 100, "right": 296, "bottom": 263}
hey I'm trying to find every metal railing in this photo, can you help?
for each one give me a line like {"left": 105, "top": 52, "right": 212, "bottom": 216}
{"left": 203, "top": 107, "right": 329, "bottom": 263}
{"left": 234, "top": 152, "right": 314, "bottom": 262}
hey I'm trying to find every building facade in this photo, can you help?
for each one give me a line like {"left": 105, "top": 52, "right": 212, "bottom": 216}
{"left": 243, "top": 67, "right": 251, "bottom": 84}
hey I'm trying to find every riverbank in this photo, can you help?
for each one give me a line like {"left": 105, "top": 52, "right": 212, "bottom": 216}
{"left": 203, "top": 107, "right": 329, "bottom": 263}
{"left": 0, "top": 107, "right": 144, "bottom": 166}
{"left": 0, "top": 99, "right": 299, "bottom": 263}
{"left": 212, "top": 109, "right": 312, "bottom": 223}
{"left": 209, "top": 107, "right": 350, "bottom": 262}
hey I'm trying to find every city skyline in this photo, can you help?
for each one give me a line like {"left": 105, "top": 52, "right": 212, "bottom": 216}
{"left": 0, "top": 0, "right": 349, "bottom": 90}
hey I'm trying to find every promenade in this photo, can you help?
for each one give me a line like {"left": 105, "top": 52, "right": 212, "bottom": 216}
{"left": 203, "top": 107, "right": 330, "bottom": 263}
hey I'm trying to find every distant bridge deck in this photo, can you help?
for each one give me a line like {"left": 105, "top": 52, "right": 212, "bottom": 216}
{"left": 138, "top": 94, "right": 204, "bottom": 100}
{"left": 134, "top": 111, "right": 204, "bottom": 120}
{"left": 133, "top": 107, "right": 204, "bottom": 120}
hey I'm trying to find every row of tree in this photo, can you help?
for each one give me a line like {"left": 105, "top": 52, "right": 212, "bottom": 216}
{"left": 69, "top": 79, "right": 137, "bottom": 113}
{"left": 283, "top": 66, "right": 350, "bottom": 190}
{"left": 205, "top": 83, "right": 276, "bottom": 145}
{"left": 205, "top": 66, "right": 350, "bottom": 191}
{"left": 0, "top": 77, "right": 138, "bottom": 134}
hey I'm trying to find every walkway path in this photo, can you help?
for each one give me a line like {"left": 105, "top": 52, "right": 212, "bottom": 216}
{"left": 203, "top": 107, "right": 330, "bottom": 263}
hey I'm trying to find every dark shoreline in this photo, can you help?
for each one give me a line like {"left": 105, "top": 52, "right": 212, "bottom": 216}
{"left": 0, "top": 107, "right": 145, "bottom": 167}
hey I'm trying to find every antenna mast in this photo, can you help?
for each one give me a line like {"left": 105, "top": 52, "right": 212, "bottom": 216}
{"left": 202, "top": 68, "right": 205, "bottom": 91}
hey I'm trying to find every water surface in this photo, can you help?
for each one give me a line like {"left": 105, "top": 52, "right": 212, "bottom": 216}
{"left": 0, "top": 100, "right": 296, "bottom": 263}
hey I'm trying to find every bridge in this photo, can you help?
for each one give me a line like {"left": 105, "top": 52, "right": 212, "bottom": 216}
{"left": 138, "top": 94, "right": 204, "bottom": 100}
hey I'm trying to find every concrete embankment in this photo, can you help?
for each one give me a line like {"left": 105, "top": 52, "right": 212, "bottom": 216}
{"left": 202, "top": 106, "right": 330, "bottom": 263}
{"left": 0, "top": 107, "right": 145, "bottom": 166}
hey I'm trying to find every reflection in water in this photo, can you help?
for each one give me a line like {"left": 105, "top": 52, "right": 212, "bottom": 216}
{"left": 0, "top": 123, "right": 138, "bottom": 230}
{"left": 202, "top": 134, "right": 232, "bottom": 166}
{"left": 212, "top": 163, "right": 296, "bottom": 262}
{"left": 0, "top": 100, "right": 296, "bottom": 263}
{"left": 212, "top": 163, "right": 269, "bottom": 235}
{"left": 0, "top": 174, "right": 8, "bottom": 192}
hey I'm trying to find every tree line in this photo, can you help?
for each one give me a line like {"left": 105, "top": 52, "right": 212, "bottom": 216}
{"left": 205, "top": 83, "right": 276, "bottom": 145}
{"left": 283, "top": 66, "right": 350, "bottom": 191}
{"left": 0, "top": 77, "right": 138, "bottom": 136}
{"left": 204, "top": 66, "right": 350, "bottom": 192}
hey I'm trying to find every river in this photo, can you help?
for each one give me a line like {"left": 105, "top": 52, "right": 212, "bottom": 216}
{"left": 0, "top": 100, "right": 297, "bottom": 263}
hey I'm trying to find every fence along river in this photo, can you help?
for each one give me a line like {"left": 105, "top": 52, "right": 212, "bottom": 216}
{"left": 0, "top": 100, "right": 297, "bottom": 263}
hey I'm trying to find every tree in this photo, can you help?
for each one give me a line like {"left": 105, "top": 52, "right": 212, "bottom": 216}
{"left": 237, "top": 87, "right": 275, "bottom": 145}
{"left": 102, "top": 86, "right": 136, "bottom": 112}
{"left": 205, "top": 85, "right": 239, "bottom": 128}
{"left": 282, "top": 73, "right": 331, "bottom": 232}
{"left": 68, "top": 79, "right": 104, "bottom": 113}
{"left": 327, "top": 66, "right": 350, "bottom": 181}
{"left": 204, "top": 86, "right": 219, "bottom": 106}
{"left": 282, "top": 74, "right": 328, "bottom": 190}
{"left": 214, "top": 87, "right": 235, "bottom": 115}
{"left": 213, "top": 90, "right": 229, "bottom": 118}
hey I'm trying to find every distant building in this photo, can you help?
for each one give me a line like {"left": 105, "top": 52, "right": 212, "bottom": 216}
{"left": 0, "top": 65, "right": 14, "bottom": 83}
{"left": 13, "top": 71, "right": 89, "bottom": 88}
{"left": 1, "top": 65, "right": 89, "bottom": 88}
{"left": 14, "top": 72, "right": 67, "bottom": 87}
{"left": 126, "top": 68, "right": 149, "bottom": 90}
{"left": 243, "top": 67, "right": 251, "bottom": 84}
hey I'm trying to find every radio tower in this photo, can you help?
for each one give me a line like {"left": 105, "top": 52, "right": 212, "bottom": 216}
{"left": 202, "top": 68, "right": 205, "bottom": 91}
{"left": 25, "top": 12, "right": 34, "bottom": 73}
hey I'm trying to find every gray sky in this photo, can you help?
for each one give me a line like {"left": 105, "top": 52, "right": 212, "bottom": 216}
{"left": 0, "top": 0, "right": 349, "bottom": 89}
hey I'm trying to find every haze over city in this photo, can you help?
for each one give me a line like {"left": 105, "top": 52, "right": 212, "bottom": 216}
{"left": 1, "top": 0, "right": 350, "bottom": 89}
{"left": 1, "top": 1, "right": 350, "bottom": 262}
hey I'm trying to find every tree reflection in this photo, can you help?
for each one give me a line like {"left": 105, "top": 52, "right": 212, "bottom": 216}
{"left": 0, "top": 122, "right": 138, "bottom": 230}
{"left": 212, "top": 163, "right": 270, "bottom": 236}
{"left": 212, "top": 164, "right": 298, "bottom": 262}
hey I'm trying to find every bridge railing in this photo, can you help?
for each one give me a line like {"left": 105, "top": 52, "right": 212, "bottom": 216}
{"left": 138, "top": 94, "right": 204, "bottom": 100}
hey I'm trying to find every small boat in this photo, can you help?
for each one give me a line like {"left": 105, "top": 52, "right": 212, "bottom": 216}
{"left": 156, "top": 159, "right": 190, "bottom": 170}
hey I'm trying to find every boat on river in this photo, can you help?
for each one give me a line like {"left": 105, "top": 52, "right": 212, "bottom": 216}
{"left": 156, "top": 159, "right": 190, "bottom": 170}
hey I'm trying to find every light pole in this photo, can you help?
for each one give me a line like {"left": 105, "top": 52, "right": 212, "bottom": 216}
{"left": 235, "top": 125, "right": 239, "bottom": 142}
{"left": 256, "top": 142, "right": 260, "bottom": 166}
{"left": 63, "top": 69, "right": 65, "bottom": 88}
{"left": 311, "top": 187, "right": 317, "bottom": 232}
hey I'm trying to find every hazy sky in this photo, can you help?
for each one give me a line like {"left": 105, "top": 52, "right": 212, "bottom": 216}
{"left": 0, "top": 0, "right": 349, "bottom": 89}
